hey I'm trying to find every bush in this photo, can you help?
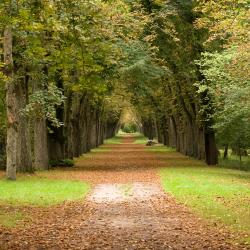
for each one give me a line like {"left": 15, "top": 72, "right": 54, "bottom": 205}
{"left": 49, "top": 159, "right": 75, "bottom": 167}
{"left": 121, "top": 123, "right": 138, "bottom": 133}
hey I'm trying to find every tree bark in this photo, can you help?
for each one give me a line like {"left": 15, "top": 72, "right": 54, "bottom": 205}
{"left": 205, "top": 131, "right": 218, "bottom": 165}
{"left": 223, "top": 144, "right": 228, "bottom": 159}
{"left": 4, "top": 26, "right": 17, "bottom": 180}
{"left": 16, "top": 78, "right": 33, "bottom": 173}
{"left": 34, "top": 117, "right": 49, "bottom": 170}
{"left": 33, "top": 75, "right": 49, "bottom": 170}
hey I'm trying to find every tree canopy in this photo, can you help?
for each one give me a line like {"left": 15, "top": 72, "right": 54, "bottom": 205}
{"left": 0, "top": 0, "right": 249, "bottom": 179}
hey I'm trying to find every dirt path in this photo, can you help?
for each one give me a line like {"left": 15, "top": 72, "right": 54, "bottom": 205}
{"left": 0, "top": 136, "right": 247, "bottom": 249}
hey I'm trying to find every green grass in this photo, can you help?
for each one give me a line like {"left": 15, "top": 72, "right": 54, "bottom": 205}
{"left": 160, "top": 167, "right": 250, "bottom": 241}
{"left": 0, "top": 176, "right": 90, "bottom": 206}
{"left": 104, "top": 135, "right": 122, "bottom": 144}
{"left": 133, "top": 135, "right": 176, "bottom": 152}
{"left": 146, "top": 145, "right": 176, "bottom": 153}
{"left": 133, "top": 134, "right": 148, "bottom": 144}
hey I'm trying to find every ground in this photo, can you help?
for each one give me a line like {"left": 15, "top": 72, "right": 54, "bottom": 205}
{"left": 0, "top": 135, "right": 249, "bottom": 249}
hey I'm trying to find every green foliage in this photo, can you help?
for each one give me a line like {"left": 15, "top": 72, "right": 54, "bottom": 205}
{"left": 0, "top": 176, "right": 89, "bottom": 206}
{"left": 196, "top": 48, "right": 250, "bottom": 150}
{"left": 160, "top": 167, "right": 250, "bottom": 238}
{"left": 23, "top": 84, "right": 66, "bottom": 127}
{"left": 121, "top": 123, "right": 138, "bottom": 133}
{"left": 194, "top": 0, "right": 250, "bottom": 153}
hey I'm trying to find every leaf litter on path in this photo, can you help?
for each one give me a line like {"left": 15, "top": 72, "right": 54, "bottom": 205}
{"left": 0, "top": 135, "right": 249, "bottom": 249}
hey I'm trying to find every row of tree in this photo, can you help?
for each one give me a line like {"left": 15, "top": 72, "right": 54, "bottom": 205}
{"left": 1, "top": 0, "right": 148, "bottom": 179}
{"left": 1, "top": 0, "right": 249, "bottom": 179}
{"left": 123, "top": 0, "right": 249, "bottom": 164}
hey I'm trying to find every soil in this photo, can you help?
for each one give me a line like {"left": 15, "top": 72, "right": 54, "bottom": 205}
{"left": 0, "top": 135, "right": 248, "bottom": 250}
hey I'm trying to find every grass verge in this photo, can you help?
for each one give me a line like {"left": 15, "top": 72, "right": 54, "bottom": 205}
{"left": 146, "top": 145, "right": 176, "bottom": 153}
{"left": 104, "top": 135, "right": 122, "bottom": 144}
{"left": 133, "top": 134, "right": 148, "bottom": 144}
{"left": 160, "top": 167, "right": 250, "bottom": 243}
{"left": 0, "top": 176, "right": 90, "bottom": 207}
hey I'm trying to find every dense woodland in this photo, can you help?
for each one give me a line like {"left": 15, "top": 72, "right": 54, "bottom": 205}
{"left": 0, "top": 0, "right": 249, "bottom": 179}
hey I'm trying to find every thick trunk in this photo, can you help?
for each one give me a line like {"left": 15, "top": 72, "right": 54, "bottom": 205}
{"left": 48, "top": 71, "right": 65, "bottom": 161}
{"left": 169, "top": 116, "right": 177, "bottom": 148}
{"left": 64, "top": 92, "right": 74, "bottom": 159}
{"left": 162, "top": 116, "right": 169, "bottom": 146}
{"left": 4, "top": 26, "right": 17, "bottom": 180}
{"left": 16, "top": 79, "right": 33, "bottom": 173}
{"left": 33, "top": 79, "right": 49, "bottom": 170}
{"left": 205, "top": 131, "right": 218, "bottom": 165}
{"left": 34, "top": 118, "right": 49, "bottom": 170}
{"left": 197, "top": 127, "right": 205, "bottom": 160}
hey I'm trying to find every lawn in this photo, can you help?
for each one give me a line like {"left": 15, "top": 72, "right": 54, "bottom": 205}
{"left": 0, "top": 176, "right": 89, "bottom": 227}
{"left": 0, "top": 176, "right": 89, "bottom": 206}
{"left": 160, "top": 166, "right": 250, "bottom": 242}
{"left": 104, "top": 135, "right": 123, "bottom": 144}
{"left": 133, "top": 134, "right": 148, "bottom": 144}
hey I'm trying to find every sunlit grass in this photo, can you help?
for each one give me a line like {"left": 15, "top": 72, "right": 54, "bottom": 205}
{"left": 160, "top": 167, "right": 250, "bottom": 242}
{"left": 104, "top": 135, "right": 122, "bottom": 144}
{"left": 133, "top": 134, "right": 148, "bottom": 144}
{"left": 146, "top": 145, "right": 176, "bottom": 153}
{"left": 0, "top": 176, "right": 90, "bottom": 206}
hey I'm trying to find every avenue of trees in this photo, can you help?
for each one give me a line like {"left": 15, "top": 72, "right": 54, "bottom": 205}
{"left": 0, "top": 0, "right": 249, "bottom": 179}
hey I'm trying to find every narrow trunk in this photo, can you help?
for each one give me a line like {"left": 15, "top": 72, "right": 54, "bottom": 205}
{"left": 4, "top": 26, "right": 17, "bottom": 180}
{"left": 223, "top": 144, "right": 228, "bottom": 159}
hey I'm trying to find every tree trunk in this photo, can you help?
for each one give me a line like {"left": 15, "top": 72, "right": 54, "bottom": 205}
{"left": 223, "top": 144, "right": 228, "bottom": 159}
{"left": 205, "top": 131, "right": 218, "bottom": 165}
{"left": 34, "top": 118, "right": 49, "bottom": 170}
{"left": 4, "top": 26, "right": 17, "bottom": 180}
{"left": 33, "top": 77, "right": 49, "bottom": 170}
{"left": 47, "top": 71, "right": 65, "bottom": 161}
{"left": 16, "top": 81, "right": 33, "bottom": 173}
